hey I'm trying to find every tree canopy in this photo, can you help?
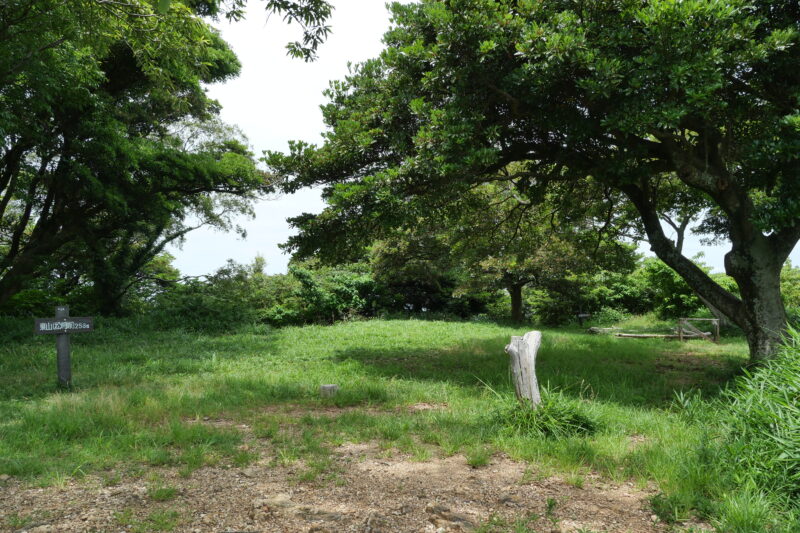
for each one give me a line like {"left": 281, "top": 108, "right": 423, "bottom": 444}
{"left": 445, "top": 181, "right": 637, "bottom": 322}
{"left": 0, "top": 0, "right": 331, "bottom": 312}
{"left": 267, "top": 0, "right": 800, "bottom": 361}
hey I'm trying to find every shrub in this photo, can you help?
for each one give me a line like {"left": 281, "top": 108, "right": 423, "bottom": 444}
{"left": 150, "top": 281, "right": 260, "bottom": 332}
{"left": 525, "top": 268, "right": 650, "bottom": 325}
{"left": 0, "top": 289, "right": 57, "bottom": 317}
{"left": 589, "top": 306, "right": 629, "bottom": 326}
{"left": 484, "top": 292, "right": 513, "bottom": 320}
{"left": 787, "top": 307, "right": 800, "bottom": 329}
{"left": 289, "top": 263, "right": 377, "bottom": 324}
{"left": 634, "top": 258, "right": 703, "bottom": 318}
{"left": 493, "top": 389, "right": 598, "bottom": 438}
{"left": 782, "top": 261, "right": 800, "bottom": 309}
{"left": 147, "top": 257, "right": 275, "bottom": 331}
{"left": 0, "top": 316, "right": 32, "bottom": 343}
{"left": 146, "top": 259, "right": 385, "bottom": 330}
{"left": 580, "top": 269, "right": 653, "bottom": 315}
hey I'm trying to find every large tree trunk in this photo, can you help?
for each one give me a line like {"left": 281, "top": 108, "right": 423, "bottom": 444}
{"left": 0, "top": 272, "right": 25, "bottom": 308}
{"left": 93, "top": 280, "right": 126, "bottom": 316}
{"left": 622, "top": 183, "right": 790, "bottom": 363}
{"left": 509, "top": 283, "right": 524, "bottom": 323}
{"left": 725, "top": 241, "right": 787, "bottom": 362}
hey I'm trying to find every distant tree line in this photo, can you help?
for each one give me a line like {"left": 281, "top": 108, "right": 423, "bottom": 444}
{"left": 6, "top": 243, "right": 800, "bottom": 337}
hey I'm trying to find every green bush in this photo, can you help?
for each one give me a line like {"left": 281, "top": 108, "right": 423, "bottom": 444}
{"left": 150, "top": 281, "right": 261, "bottom": 332}
{"left": 787, "top": 307, "right": 800, "bottom": 329}
{"left": 493, "top": 389, "right": 598, "bottom": 438}
{"left": 289, "top": 263, "right": 377, "bottom": 323}
{"left": 525, "top": 268, "right": 649, "bottom": 325}
{"left": 526, "top": 287, "right": 572, "bottom": 325}
{"left": 782, "top": 262, "right": 800, "bottom": 309}
{"left": 580, "top": 269, "right": 653, "bottom": 315}
{"left": 0, "top": 289, "right": 57, "bottom": 317}
{"left": 634, "top": 258, "right": 703, "bottom": 318}
{"left": 0, "top": 316, "right": 32, "bottom": 343}
{"left": 146, "top": 259, "right": 386, "bottom": 330}
{"left": 148, "top": 257, "right": 281, "bottom": 331}
{"left": 484, "top": 292, "right": 513, "bottom": 320}
{"left": 589, "top": 306, "right": 630, "bottom": 326}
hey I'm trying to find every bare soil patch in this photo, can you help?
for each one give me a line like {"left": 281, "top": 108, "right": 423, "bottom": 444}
{"left": 1, "top": 438, "right": 688, "bottom": 533}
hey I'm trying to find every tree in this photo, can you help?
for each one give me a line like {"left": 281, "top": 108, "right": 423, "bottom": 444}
{"left": 267, "top": 0, "right": 800, "bottom": 362}
{"left": 368, "top": 228, "right": 492, "bottom": 316}
{"left": 444, "top": 181, "right": 636, "bottom": 322}
{"left": 0, "top": 29, "right": 264, "bottom": 305}
{"left": 0, "top": 0, "right": 331, "bottom": 310}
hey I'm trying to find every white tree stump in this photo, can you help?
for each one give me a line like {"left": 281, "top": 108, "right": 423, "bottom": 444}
{"left": 505, "top": 331, "right": 542, "bottom": 408}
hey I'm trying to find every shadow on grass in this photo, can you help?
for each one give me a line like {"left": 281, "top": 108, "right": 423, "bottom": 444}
{"left": 332, "top": 332, "right": 745, "bottom": 408}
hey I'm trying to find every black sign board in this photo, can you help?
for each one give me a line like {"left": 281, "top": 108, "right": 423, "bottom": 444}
{"left": 34, "top": 306, "right": 93, "bottom": 388}
{"left": 34, "top": 317, "right": 93, "bottom": 334}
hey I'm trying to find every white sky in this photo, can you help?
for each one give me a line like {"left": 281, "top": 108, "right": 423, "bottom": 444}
{"left": 169, "top": 1, "right": 403, "bottom": 276}
{"left": 168, "top": 1, "right": 798, "bottom": 276}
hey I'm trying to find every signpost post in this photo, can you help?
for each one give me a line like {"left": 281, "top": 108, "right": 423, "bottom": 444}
{"left": 34, "top": 306, "right": 93, "bottom": 388}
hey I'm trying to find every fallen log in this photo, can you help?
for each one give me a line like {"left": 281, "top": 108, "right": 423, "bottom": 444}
{"left": 587, "top": 327, "right": 619, "bottom": 335}
{"left": 615, "top": 333, "right": 681, "bottom": 339}
{"left": 615, "top": 332, "right": 710, "bottom": 339}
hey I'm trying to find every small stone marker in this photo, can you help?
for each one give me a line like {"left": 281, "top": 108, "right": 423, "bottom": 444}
{"left": 505, "top": 331, "right": 542, "bottom": 408}
{"left": 320, "top": 384, "right": 339, "bottom": 398}
{"left": 34, "top": 305, "right": 94, "bottom": 388}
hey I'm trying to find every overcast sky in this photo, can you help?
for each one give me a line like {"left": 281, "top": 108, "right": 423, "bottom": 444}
{"left": 168, "top": 0, "right": 798, "bottom": 276}
{"left": 168, "top": 1, "right": 403, "bottom": 276}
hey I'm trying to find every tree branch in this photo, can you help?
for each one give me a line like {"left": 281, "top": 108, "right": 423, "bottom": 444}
{"left": 621, "top": 181, "right": 747, "bottom": 328}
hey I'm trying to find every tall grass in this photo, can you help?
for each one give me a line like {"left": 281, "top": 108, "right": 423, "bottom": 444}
{"left": 722, "top": 329, "right": 800, "bottom": 498}
{"left": 702, "top": 328, "right": 800, "bottom": 531}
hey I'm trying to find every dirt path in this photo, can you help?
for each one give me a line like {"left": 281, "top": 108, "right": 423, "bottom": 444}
{"left": 1, "top": 439, "right": 687, "bottom": 533}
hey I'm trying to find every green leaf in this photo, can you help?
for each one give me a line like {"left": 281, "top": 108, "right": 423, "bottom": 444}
{"left": 157, "top": 0, "right": 171, "bottom": 14}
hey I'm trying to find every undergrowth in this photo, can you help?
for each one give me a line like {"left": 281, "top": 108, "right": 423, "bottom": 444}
{"left": 493, "top": 389, "right": 598, "bottom": 438}
{"left": 711, "top": 329, "right": 800, "bottom": 531}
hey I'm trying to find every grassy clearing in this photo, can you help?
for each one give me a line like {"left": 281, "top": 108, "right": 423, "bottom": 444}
{"left": 0, "top": 316, "right": 752, "bottom": 528}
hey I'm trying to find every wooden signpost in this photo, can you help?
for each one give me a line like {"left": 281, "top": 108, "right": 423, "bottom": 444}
{"left": 34, "top": 306, "right": 93, "bottom": 388}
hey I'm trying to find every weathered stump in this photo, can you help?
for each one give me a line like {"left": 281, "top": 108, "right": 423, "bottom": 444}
{"left": 505, "top": 331, "right": 542, "bottom": 408}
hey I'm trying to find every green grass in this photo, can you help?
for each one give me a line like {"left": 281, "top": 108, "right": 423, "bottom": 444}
{"left": 475, "top": 512, "right": 540, "bottom": 532}
{"left": 147, "top": 486, "right": 179, "bottom": 502}
{"left": 115, "top": 508, "right": 181, "bottom": 532}
{"left": 0, "top": 316, "right": 754, "bottom": 528}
